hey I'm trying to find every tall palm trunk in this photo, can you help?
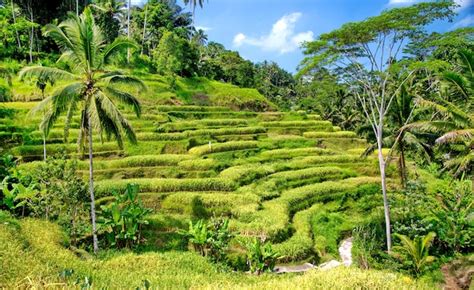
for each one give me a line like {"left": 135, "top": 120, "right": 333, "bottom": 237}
{"left": 43, "top": 132, "right": 46, "bottom": 161}
{"left": 10, "top": 1, "right": 22, "bottom": 50}
{"left": 127, "top": 0, "right": 131, "bottom": 63}
{"left": 377, "top": 125, "right": 392, "bottom": 252}
{"left": 88, "top": 117, "right": 99, "bottom": 254}
{"left": 76, "top": 0, "right": 79, "bottom": 16}
{"left": 28, "top": 6, "right": 34, "bottom": 63}
{"left": 141, "top": 4, "right": 148, "bottom": 55}
{"left": 398, "top": 142, "right": 407, "bottom": 187}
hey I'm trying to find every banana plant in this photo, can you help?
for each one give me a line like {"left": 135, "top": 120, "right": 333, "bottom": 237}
{"left": 99, "top": 184, "right": 151, "bottom": 248}
{"left": 245, "top": 238, "right": 280, "bottom": 275}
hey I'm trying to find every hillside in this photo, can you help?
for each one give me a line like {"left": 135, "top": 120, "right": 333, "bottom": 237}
{"left": 8, "top": 73, "right": 276, "bottom": 111}
{"left": 0, "top": 94, "right": 416, "bottom": 286}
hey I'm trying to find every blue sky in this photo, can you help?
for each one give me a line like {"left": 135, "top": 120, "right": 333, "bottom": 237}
{"left": 133, "top": 0, "right": 474, "bottom": 72}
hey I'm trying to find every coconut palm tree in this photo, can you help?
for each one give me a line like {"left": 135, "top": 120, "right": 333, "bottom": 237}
{"left": 183, "top": 0, "right": 206, "bottom": 24}
{"left": 19, "top": 8, "right": 144, "bottom": 254}
{"left": 406, "top": 49, "right": 473, "bottom": 177}
{"left": 91, "top": 0, "right": 125, "bottom": 43}
{"left": 192, "top": 28, "right": 207, "bottom": 46}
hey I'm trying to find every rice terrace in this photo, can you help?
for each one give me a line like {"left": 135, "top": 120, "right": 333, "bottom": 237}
{"left": 0, "top": 0, "right": 472, "bottom": 289}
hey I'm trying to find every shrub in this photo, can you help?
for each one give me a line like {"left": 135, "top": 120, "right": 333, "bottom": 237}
{"left": 245, "top": 238, "right": 280, "bottom": 275}
{"left": 98, "top": 184, "right": 152, "bottom": 249}
{"left": 179, "top": 218, "right": 233, "bottom": 262}
{"left": 392, "top": 232, "right": 436, "bottom": 277}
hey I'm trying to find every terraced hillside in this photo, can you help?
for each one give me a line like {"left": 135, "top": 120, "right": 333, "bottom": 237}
{"left": 2, "top": 101, "right": 392, "bottom": 263}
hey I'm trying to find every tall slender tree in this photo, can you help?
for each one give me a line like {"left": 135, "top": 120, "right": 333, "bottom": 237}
{"left": 19, "top": 8, "right": 144, "bottom": 254}
{"left": 299, "top": 2, "right": 455, "bottom": 251}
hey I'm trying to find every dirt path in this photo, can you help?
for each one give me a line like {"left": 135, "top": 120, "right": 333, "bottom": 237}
{"left": 339, "top": 237, "right": 353, "bottom": 266}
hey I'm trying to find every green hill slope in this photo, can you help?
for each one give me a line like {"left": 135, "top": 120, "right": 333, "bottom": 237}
{"left": 0, "top": 96, "right": 408, "bottom": 288}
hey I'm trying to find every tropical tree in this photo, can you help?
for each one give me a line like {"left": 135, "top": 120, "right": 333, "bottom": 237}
{"left": 192, "top": 28, "right": 207, "bottom": 46}
{"left": 91, "top": 0, "right": 125, "bottom": 43}
{"left": 183, "top": 0, "right": 206, "bottom": 24}
{"left": 407, "top": 49, "right": 473, "bottom": 177}
{"left": 19, "top": 8, "right": 144, "bottom": 254}
{"left": 299, "top": 1, "right": 455, "bottom": 251}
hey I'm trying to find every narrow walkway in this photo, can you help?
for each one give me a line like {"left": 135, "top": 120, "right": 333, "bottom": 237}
{"left": 274, "top": 237, "right": 353, "bottom": 273}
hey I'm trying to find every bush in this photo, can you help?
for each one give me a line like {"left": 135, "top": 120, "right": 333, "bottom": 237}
{"left": 179, "top": 217, "right": 233, "bottom": 262}
{"left": 245, "top": 238, "right": 280, "bottom": 274}
{"left": 98, "top": 184, "right": 152, "bottom": 249}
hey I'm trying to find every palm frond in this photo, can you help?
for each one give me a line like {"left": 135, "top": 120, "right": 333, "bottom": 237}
{"left": 443, "top": 71, "right": 469, "bottom": 99}
{"left": 102, "top": 37, "right": 138, "bottom": 65}
{"left": 19, "top": 66, "right": 77, "bottom": 82}
{"left": 95, "top": 91, "right": 137, "bottom": 146}
{"left": 39, "top": 83, "right": 84, "bottom": 136}
{"left": 402, "top": 121, "right": 458, "bottom": 134}
{"left": 436, "top": 129, "right": 474, "bottom": 145}
{"left": 103, "top": 86, "right": 141, "bottom": 117}
{"left": 100, "top": 72, "right": 146, "bottom": 91}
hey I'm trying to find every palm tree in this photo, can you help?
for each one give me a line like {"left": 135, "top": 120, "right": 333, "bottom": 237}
{"left": 183, "top": 0, "right": 206, "bottom": 24}
{"left": 19, "top": 8, "right": 144, "bottom": 254}
{"left": 406, "top": 49, "right": 473, "bottom": 177}
{"left": 192, "top": 28, "right": 207, "bottom": 46}
{"left": 91, "top": 0, "right": 125, "bottom": 43}
{"left": 393, "top": 232, "right": 436, "bottom": 276}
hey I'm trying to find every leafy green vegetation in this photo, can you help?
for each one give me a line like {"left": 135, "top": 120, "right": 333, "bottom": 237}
{"left": 0, "top": 0, "right": 472, "bottom": 288}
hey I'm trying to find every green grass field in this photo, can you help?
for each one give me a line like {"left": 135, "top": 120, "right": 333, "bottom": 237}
{"left": 0, "top": 99, "right": 418, "bottom": 289}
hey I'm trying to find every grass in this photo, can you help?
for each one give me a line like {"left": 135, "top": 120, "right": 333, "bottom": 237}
{"left": 95, "top": 177, "right": 237, "bottom": 196}
{"left": 0, "top": 217, "right": 434, "bottom": 289}
{"left": 189, "top": 141, "right": 259, "bottom": 156}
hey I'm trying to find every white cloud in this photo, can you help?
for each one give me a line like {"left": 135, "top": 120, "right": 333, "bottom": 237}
{"left": 453, "top": 15, "right": 474, "bottom": 27}
{"left": 195, "top": 26, "right": 212, "bottom": 32}
{"left": 388, "top": 0, "right": 473, "bottom": 10}
{"left": 454, "top": 0, "right": 473, "bottom": 10}
{"left": 232, "top": 12, "right": 314, "bottom": 54}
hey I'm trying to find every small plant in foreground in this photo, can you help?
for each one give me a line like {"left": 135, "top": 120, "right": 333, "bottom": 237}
{"left": 179, "top": 217, "right": 233, "bottom": 262}
{"left": 245, "top": 238, "right": 280, "bottom": 275}
{"left": 99, "top": 184, "right": 151, "bottom": 248}
{"left": 392, "top": 232, "right": 436, "bottom": 276}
